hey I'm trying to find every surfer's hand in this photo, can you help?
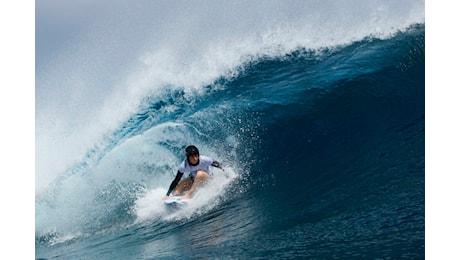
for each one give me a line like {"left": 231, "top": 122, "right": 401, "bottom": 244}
{"left": 162, "top": 195, "right": 169, "bottom": 200}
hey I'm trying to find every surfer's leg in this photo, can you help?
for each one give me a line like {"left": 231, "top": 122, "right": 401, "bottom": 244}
{"left": 182, "top": 170, "right": 209, "bottom": 199}
{"left": 172, "top": 177, "right": 193, "bottom": 196}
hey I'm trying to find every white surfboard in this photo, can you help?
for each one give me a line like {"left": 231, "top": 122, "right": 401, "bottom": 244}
{"left": 163, "top": 196, "right": 189, "bottom": 207}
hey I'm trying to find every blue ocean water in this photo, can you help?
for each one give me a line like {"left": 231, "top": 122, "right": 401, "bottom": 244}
{"left": 36, "top": 2, "right": 424, "bottom": 259}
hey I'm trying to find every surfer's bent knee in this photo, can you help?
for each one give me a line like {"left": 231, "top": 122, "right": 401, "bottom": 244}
{"left": 196, "top": 170, "right": 209, "bottom": 179}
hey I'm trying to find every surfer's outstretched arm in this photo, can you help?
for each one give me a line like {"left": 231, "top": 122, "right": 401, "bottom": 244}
{"left": 212, "top": 160, "right": 223, "bottom": 170}
{"left": 163, "top": 171, "right": 184, "bottom": 199}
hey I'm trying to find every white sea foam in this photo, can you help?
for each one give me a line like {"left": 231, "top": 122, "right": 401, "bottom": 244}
{"left": 133, "top": 166, "right": 238, "bottom": 223}
{"left": 35, "top": 0, "right": 424, "bottom": 237}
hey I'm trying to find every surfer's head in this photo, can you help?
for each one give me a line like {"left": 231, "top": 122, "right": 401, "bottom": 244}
{"left": 185, "top": 145, "right": 199, "bottom": 157}
{"left": 185, "top": 145, "right": 200, "bottom": 166}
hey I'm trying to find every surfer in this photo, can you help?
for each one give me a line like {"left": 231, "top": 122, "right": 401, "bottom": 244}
{"left": 163, "top": 145, "right": 222, "bottom": 200}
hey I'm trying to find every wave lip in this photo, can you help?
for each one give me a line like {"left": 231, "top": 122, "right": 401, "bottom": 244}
{"left": 36, "top": 1, "right": 424, "bottom": 258}
{"left": 36, "top": 1, "right": 425, "bottom": 192}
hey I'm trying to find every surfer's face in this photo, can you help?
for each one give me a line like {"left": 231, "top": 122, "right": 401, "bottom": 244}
{"left": 188, "top": 154, "right": 199, "bottom": 165}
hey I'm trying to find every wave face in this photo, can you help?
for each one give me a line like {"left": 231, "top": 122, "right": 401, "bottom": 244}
{"left": 36, "top": 1, "right": 425, "bottom": 259}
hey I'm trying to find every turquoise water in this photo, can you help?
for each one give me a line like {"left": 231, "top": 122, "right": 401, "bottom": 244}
{"left": 36, "top": 1, "right": 425, "bottom": 259}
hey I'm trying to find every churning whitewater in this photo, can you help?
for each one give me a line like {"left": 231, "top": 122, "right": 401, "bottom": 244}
{"left": 36, "top": 1, "right": 425, "bottom": 259}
